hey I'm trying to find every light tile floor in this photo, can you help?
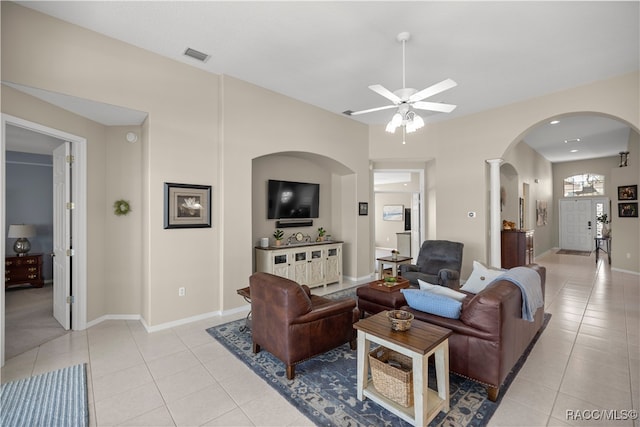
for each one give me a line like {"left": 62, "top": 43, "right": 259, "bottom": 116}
{"left": 2, "top": 251, "right": 638, "bottom": 426}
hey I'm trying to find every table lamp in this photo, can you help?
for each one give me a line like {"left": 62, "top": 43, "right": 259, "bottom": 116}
{"left": 7, "top": 224, "right": 36, "bottom": 256}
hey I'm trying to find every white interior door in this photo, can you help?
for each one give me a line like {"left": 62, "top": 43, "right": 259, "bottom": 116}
{"left": 53, "top": 142, "right": 71, "bottom": 330}
{"left": 559, "top": 199, "right": 593, "bottom": 251}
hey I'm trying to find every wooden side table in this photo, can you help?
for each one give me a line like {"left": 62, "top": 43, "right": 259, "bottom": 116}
{"left": 376, "top": 255, "right": 412, "bottom": 279}
{"left": 354, "top": 311, "right": 452, "bottom": 426}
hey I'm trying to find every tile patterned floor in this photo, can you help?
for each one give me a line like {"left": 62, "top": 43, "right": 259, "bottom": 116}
{"left": 2, "top": 251, "right": 638, "bottom": 426}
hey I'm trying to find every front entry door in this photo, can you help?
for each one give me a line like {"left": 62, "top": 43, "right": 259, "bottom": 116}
{"left": 52, "top": 142, "right": 71, "bottom": 330}
{"left": 559, "top": 199, "right": 593, "bottom": 251}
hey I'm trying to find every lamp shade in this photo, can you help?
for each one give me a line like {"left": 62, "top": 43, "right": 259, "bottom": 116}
{"left": 8, "top": 224, "right": 36, "bottom": 238}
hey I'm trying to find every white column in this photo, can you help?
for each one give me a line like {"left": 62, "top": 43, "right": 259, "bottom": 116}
{"left": 486, "top": 159, "right": 503, "bottom": 268}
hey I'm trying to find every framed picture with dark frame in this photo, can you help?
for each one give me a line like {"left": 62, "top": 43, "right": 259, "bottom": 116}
{"left": 359, "top": 202, "right": 368, "bottom": 216}
{"left": 618, "top": 185, "right": 637, "bottom": 201}
{"left": 618, "top": 202, "right": 638, "bottom": 218}
{"left": 164, "top": 182, "right": 212, "bottom": 229}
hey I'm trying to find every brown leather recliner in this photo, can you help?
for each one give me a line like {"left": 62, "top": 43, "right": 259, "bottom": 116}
{"left": 250, "top": 272, "right": 360, "bottom": 379}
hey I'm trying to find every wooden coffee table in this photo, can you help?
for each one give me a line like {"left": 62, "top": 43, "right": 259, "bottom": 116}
{"left": 353, "top": 311, "right": 452, "bottom": 426}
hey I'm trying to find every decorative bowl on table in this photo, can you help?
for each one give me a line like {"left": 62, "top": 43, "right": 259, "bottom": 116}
{"left": 387, "top": 310, "right": 414, "bottom": 332}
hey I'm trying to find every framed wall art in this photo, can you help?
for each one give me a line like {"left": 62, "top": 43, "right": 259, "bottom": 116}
{"left": 618, "top": 185, "right": 637, "bottom": 201}
{"left": 382, "top": 205, "right": 404, "bottom": 221}
{"left": 359, "top": 202, "right": 368, "bottom": 216}
{"left": 164, "top": 182, "right": 212, "bottom": 229}
{"left": 618, "top": 202, "right": 638, "bottom": 218}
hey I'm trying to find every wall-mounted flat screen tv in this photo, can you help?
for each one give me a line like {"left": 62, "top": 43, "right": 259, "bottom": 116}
{"left": 267, "top": 179, "right": 320, "bottom": 219}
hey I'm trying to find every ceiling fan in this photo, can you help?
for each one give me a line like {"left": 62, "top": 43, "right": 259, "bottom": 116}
{"left": 344, "top": 32, "right": 457, "bottom": 134}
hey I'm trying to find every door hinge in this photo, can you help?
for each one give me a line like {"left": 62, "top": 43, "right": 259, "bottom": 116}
{"left": 66, "top": 295, "right": 75, "bottom": 304}
{"left": 66, "top": 202, "right": 75, "bottom": 210}
{"left": 66, "top": 155, "right": 75, "bottom": 164}
{"left": 66, "top": 249, "right": 75, "bottom": 256}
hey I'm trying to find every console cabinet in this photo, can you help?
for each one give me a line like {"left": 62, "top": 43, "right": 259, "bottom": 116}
{"left": 501, "top": 230, "right": 534, "bottom": 268}
{"left": 255, "top": 242, "right": 343, "bottom": 289}
{"left": 5, "top": 254, "right": 44, "bottom": 289}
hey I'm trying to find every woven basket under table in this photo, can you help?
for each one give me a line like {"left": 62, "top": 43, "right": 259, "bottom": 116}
{"left": 368, "top": 347, "right": 414, "bottom": 407}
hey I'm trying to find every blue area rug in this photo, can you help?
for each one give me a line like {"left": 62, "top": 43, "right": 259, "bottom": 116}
{"left": 207, "top": 302, "right": 550, "bottom": 427}
{"left": 1, "top": 364, "right": 88, "bottom": 427}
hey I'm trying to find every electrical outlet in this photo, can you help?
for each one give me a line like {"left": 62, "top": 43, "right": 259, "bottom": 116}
{"left": 178, "top": 287, "right": 186, "bottom": 297}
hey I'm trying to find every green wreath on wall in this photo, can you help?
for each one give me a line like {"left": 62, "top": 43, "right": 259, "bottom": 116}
{"left": 113, "top": 199, "right": 131, "bottom": 216}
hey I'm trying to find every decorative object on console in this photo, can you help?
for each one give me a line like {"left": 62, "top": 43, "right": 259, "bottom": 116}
{"left": 596, "top": 213, "right": 610, "bottom": 238}
{"left": 502, "top": 219, "right": 516, "bottom": 230}
{"left": 273, "top": 229, "right": 284, "bottom": 246}
{"left": 7, "top": 224, "right": 36, "bottom": 256}
{"left": 316, "top": 227, "right": 326, "bottom": 241}
{"left": 618, "top": 184, "right": 637, "bottom": 200}
{"left": 113, "top": 199, "right": 131, "bottom": 216}
{"left": 164, "top": 182, "right": 211, "bottom": 229}
{"left": 391, "top": 249, "right": 399, "bottom": 260}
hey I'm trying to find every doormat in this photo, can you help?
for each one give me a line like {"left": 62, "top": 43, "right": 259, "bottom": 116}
{"left": 556, "top": 249, "right": 591, "bottom": 256}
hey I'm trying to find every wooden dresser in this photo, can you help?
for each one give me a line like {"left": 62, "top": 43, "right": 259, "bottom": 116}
{"left": 501, "top": 230, "right": 534, "bottom": 269}
{"left": 5, "top": 254, "right": 44, "bottom": 289}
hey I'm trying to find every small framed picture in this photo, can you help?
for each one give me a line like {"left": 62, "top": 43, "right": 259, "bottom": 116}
{"left": 618, "top": 185, "right": 637, "bottom": 201}
{"left": 359, "top": 202, "right": 368, "bottom": 216}
{"left": 164, "top": 183, "right": 212, "bottom": 229}
{"left": 618, "top": 202, "right": 638, "bottom": 218}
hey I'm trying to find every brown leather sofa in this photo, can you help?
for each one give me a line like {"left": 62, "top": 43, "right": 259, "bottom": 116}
{"left": 402, "top": 264, "right": 546, "bottom": 401}
{"left": 250, "top": 272, "right": 360, "bottom": 379}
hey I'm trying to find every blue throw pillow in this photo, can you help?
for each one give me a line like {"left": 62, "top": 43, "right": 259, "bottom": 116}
{"left": 401, "top": 289, "right": 462, "bottom": 319}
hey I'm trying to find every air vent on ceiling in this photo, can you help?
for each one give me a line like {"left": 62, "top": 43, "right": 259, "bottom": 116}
{"left": 183, "top": 47, "right": 210, "bottom": 63}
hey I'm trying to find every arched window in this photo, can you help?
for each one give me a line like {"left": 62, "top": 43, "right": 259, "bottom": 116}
{"left": 563, "top": 173, "right": 605, "bottom": 197}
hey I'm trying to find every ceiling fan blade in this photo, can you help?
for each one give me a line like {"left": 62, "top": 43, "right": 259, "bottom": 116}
{"left": 369, "top": 85, "right": 402, "bottom": 104}
{"left": 409, "top": 78, "right": 457, "bottom": 103}
{"left": 345, "top": 104, "right": 398, "bottom": 116}
{"left": 412, "top": 101, "right": 457, "bottom": 113}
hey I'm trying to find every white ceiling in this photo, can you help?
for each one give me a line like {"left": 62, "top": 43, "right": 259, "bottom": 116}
{"left": 11, "top": 1, "right": 640, "bottom": 162}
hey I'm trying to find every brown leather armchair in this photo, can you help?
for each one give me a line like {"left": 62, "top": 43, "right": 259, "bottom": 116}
{"left": 250, "top": 272, "right": 360, "bottom": 379}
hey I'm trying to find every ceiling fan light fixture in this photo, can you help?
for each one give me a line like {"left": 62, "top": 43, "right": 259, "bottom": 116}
{"left": 385, "top": 121, "right": 398, "bottom": 133}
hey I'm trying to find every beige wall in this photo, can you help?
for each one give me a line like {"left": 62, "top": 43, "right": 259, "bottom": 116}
{"left": 370, "top": 71, "right": 640, "bottom": 278}
{"left": 502, "top": 141, "right": 554, "bottom": 256}
{"left": 2, "top": 2, "right": 220, "bottom": 326}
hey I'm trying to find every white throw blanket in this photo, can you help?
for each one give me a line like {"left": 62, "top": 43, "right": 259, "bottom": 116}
{"left": 496, "top": 267, "right": 543, "bottom": 322}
